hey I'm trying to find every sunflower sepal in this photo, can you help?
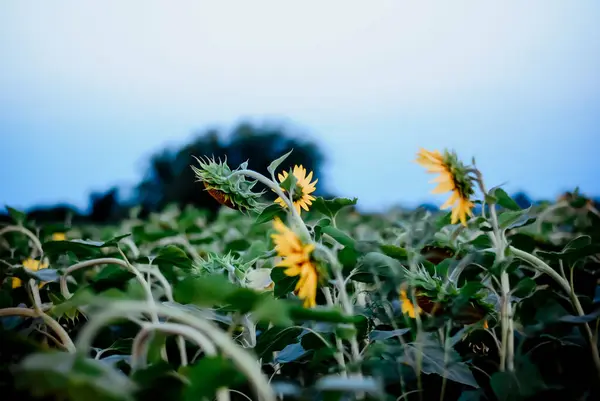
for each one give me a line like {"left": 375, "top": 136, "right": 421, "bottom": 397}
{"left": 191, "top": 156, "right": 265, "bottom": 214}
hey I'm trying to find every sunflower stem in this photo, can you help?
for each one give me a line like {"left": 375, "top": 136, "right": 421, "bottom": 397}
{"left": 230, "top": 169, "right": 311, "bottom": 240}
{"left": 473, "top": 169, "right": 514, "bottom": 372}
{"left": 0, "top": 225, "right": 44, "bottom": 258}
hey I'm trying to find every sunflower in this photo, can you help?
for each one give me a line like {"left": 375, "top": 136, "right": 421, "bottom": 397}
{"left": 274, "top": 165, "right": 318, "bottom": 214}
{"left": 416, "top": 148, "right": 475, "bottom": 226}
{"left": 12, "top": 258, "right": 50, "bottom": 289}
{"left": 271, "top": 217, "right": 319, "bottom": 308}
{"left": 399, "top": 288, "right": 422, "bottom": 318}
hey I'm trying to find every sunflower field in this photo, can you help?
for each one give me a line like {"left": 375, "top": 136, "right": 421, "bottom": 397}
{"left": 1, "top": 149, "right": 599, "bottom": 401}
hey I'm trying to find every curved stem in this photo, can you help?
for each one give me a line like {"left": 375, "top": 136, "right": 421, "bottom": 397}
{"left": 75, "top": 301, "right": 276, "bottom": 401}
{"left": 0, "top": 306, "right": 75, "bottom": 352}
{"left": 509, "top": 247, "right": 571, "bottom": 293}
{"left": 0, "top": 225, "right": 44, "bottom": 257}
{"left": 230, "top": 169, "right": 311, "bottom": 240}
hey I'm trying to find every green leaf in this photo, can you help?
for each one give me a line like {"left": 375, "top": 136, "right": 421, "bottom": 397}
{"left": 379, "top": 245, "right": 408, "bottom": 261}
{"left": 14, "top": 351, "right": 136, "bottom": 401}
{"left": 280, "top": 169, "right": 298, "bottom": 194}
{"left": 311, "top": 197, "right": 358, "bottom": 219}
{"left": 181, "top": 356, "right": 246, "bottom": 401}
{"left": 369, "top": 328, "right": 410, "bottom": 341}
{"left": 288, "top": 306, "right": 367, "bottom": 325}
{"left": 403, "top": 334, "right": 479, "bottom": 388}
{"left": 255, "top": 327, "right": 303, "bottom": 359}
{"left": 355, "top": 252, "right": 403, "bottom": 279}
{"left": 6, "top": 205, "right": 26, "bottom": 224}
{"left": 27, "top": 268, "right": 61, "bottom": 283}
{"left": 511, "top": 277, "right": 537, "bottom": 298}
{"left": 490, "top": 188, "right": 521, "bottom": 211}
{"left": 314, "top": 217, "right": 332, "bottom": 241}
{"left": 43, "top": 234, "right": 131, "bottom": 257}
{"left": 252, "top": 295, "right": 293, "bottom": 326}
{"left": 89, "top": 265, "right": 134, "bottom": 292}
{"left": 152, "top": 245, "right": 193, "bottom": 270}
{"left": 558, "top": 308, "right": 600, "bottom": 324}
{"left": 490, "top": 359, "right": 547, "bottom": 401}
{"left": 537, "top": 235, "right": 600, "bottom": 263}
{"left": 132, "top": 363, "right": 185, "bottom": 401}
{"left": 267, "top": 149, "right": 294, "bottom": 177}
{"left": 271, "top": 266, "right": 299, "bottom": 298}
{"left": 497, "top": 208, "right": 535, "bottom": 230}
{"left": 321, "top": 226, "right": 356, "bottom": 248}
{"left": 255, "top": 203, "right": 287, "bottom": 225}
{"left": 174, "top": 274, "right": 236, "bottom": 306}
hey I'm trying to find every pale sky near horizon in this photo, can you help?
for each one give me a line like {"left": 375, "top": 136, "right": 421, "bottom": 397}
{"left": 1, "top": 1, "right": 599, "bottom": 213}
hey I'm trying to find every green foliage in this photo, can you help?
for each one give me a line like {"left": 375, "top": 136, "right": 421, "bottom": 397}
{"left": 1, "top": 166, "right": 599, "bottom": 401}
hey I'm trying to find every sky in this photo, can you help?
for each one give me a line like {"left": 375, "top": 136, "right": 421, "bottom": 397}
{"left": 1, "top": 1, "right": 599, "bottom": 213}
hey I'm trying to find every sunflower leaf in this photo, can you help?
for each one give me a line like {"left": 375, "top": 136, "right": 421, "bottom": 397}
{"left": 268, "top": 149, "right": 294, "bottom": 179}
{"left": 312, "top": 197, "right": 358, "bottom": 219}
{"left": 255, "top": 204, "right": 287, "bottom": 225}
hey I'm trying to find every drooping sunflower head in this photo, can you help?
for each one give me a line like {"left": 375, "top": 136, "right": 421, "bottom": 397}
{"left": 416, "top": 148, "right": 475, "bottom": 226}
{"left": 274, "top": 165, "right": 317, "bottom": 214}
{"left": 191, "top": 156, "right": 264, "bottom": 214}
{"left": 271, "top": 217, "right": 322, "bottom": 308}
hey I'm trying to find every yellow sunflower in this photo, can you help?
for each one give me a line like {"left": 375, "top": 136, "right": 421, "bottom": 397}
{"left": 271, "top": 217, "right": 319, "bottom": 308}
{"left": 12, "top": 258, "right": 50, "bottom": 289}
{"left": 399, "top": 288, "right": 421, "bottom": 318}
{"left": 416, "top": 148, "right": 475, "bottom": 226}
{"left": 274, "top": 165, "right": 318, "bottom": 214}
{"left": 51, "top": 232, "right": 67, "bottom": 241}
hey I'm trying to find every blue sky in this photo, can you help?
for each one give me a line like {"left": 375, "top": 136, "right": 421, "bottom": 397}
{"left": 1, "top": 1, "right": 599, "bottom": 213}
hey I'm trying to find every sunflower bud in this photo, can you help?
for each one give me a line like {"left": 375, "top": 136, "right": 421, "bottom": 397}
{"left": 191, "top": 156, "right": 264, "bottom": 214}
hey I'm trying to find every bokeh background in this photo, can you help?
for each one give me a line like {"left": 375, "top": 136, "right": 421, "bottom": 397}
{"left": 1, "top": 1, "right": 599, "bottom": 222}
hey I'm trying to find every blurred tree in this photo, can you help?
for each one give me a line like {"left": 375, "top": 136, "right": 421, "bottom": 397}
{"left": 89, "top": 187, "right": 120, "bottom": 223}
{"left": 136, "top": 122, "right": 326, "bottom": 213}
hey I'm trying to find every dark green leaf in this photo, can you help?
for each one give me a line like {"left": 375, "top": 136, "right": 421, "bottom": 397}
{"left": 255, "top": 327, "right": 303, "bottom": 359}
{"left": 255, "top": 203, "right": 287, "bottom": 225}
{"left": 6, "top": 206, "right": 26, "bottom": 224}
{"left": 512, "top": 277, "right": 537, "bottom": 298}
{"left": 271, "top": 266, "right": 299, "bottom": 298}
{"left": 181, "top": 356, "right": 246, "bottom": 401}
{"left": 43, "top": 235, "right": 131, "bottom": 257}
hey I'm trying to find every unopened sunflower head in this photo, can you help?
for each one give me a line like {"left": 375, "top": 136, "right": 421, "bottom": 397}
{"left": 191, "top": 156, "right": 264, "bottom": 214}
{"left": 416, "top": 148, "right": 476, "bottom": 226}
{"left": 192, "top": 252, "right": 251, "bottom": 276}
